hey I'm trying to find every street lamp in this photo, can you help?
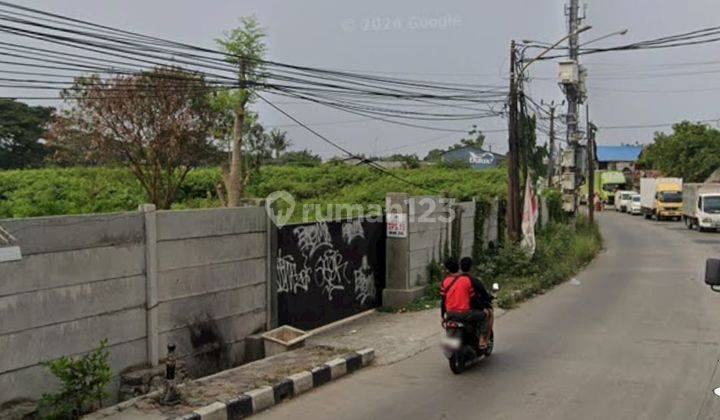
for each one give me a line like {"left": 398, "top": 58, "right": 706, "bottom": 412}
{"left": 580, "top": 29, "right": 628, "bottom": 47}
{"left": 521, "top": 25, "right": 592, "bottom": 73}
{"left": 521, "top": 28, "right": 627, "bottom": 54}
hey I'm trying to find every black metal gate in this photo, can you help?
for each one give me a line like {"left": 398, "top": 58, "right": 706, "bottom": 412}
{"left": 274, "top": 217, "right": 386, "bottom": 330}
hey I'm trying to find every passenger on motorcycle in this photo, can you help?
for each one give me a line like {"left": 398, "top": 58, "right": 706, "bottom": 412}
{"left": 460, "top": 256, "right": 494, "bottom": 349}
{"left": 440, "top": 258, "right": 491, "bottom": 350}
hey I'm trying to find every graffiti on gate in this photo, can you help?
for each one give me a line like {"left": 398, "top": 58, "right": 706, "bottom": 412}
{"left": 275, "top": 218, "right": 386, "bottom": 329}
{"left": 276, "top": 251, "right": 312, "bottom": 294}
{"left": 353, "top": 256, "right": 376, "bottom": 305}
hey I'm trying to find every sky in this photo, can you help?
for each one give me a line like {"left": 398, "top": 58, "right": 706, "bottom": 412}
{"left": 6, "top": 0, "right": 720, "bottom": 159}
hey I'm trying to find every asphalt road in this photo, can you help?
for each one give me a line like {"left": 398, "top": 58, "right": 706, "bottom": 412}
{"left": 256, "top": 211, "right": 720, "bottom": 420}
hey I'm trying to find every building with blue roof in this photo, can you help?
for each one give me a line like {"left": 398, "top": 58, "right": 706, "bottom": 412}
{"left": 441, "top": 147, "right": 505, "bottom": 170}
{"left": 596, "top": 145, "right": 644, "bottom": 173}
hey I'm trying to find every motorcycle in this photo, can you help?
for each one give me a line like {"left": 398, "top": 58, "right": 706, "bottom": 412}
{"left": 440, "top": 283, "right": 498, "bottom": 374}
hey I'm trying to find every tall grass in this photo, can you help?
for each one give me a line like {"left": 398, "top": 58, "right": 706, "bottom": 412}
{"left": 485, "top": 215, "right": 602, "bottom": 309}
{"left": 409, "top": 215, "right": 603, "bottom": 312}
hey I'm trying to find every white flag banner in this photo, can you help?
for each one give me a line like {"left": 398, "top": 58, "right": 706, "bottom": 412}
{"left": 521, "top": 174, "right": 539, "bottom": 255}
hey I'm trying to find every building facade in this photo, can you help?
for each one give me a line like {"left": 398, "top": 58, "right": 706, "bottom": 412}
{"left": 441, "top": 147, "right": 505, "bottom": 170}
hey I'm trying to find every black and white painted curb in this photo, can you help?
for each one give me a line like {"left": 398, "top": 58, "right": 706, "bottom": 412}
{"left": 176, "top": 348, "right": 374, "bottom": 420}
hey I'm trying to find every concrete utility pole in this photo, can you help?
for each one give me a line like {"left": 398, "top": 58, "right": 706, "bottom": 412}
{"left": 561, "top": 0, "right": 585, "bottom": 215}
{"left": 507, "top": 40, "right": 521, "bottom": 242}
{"left": 548, "top": 104, "right": 556, "bottom": 186}
{"left": 586, "top": 104, "right": 595, "bottom": 223}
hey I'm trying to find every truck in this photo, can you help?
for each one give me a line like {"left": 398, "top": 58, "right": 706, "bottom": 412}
{"left": 615, "top": 190, "right": 636, "bottom": 213}
{"left": 682, "top": 183, "right": 720, "bottom": 231}
{"left": 580, "top": 170, "right": 628, "bottom": 206}
{"left": 640, "top": 177, "right": 683, "bottom": 220}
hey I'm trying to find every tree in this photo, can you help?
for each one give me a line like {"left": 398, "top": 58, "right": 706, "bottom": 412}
{"left": 423, "top": 126, "right": 487, "bottom": 161}
{"left": 268, "top": 129, "right": 291, "bottom": 159}
{"left": 639, "top": 121, "right": 720, "bottom": 182}
{"left": 49, "top": 67, "right": 218, "bottom": 209}
{"left": 215, "top": 16, "right": 267, "bottom": 206}
{"left": 380, "top": 153, "right": 421, "bottom": 168}
{"left": 244, "top": 114, "right": 273, "bottom": 173}
{"left": 518, "top": 114, "right": 546, "bottom": 184}
{"left": 0, "top": 99, "right": 53, "bottom": 169}
{"left": 274, "top": 149, "right": 322, "bottom": 166}
{"left": 46, "top": 114, "right": 104, "bottom": 167}
{"left": 459, "top": 125, "right": 486, "bottom": 149}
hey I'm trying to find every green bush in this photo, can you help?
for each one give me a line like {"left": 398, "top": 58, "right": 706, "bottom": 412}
{"left": 488, "top": 215, "right": 602, "bottom": 309}
{"left": 542, "top": 188, "right": 565, "bottom": 224}
{"left": 38, "top": 340, "right": 113, "bottom": 420}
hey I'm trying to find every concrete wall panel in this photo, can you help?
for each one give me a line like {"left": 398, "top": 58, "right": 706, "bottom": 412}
{"left": 157, "top": 283, "right": 266, "bottom": 333}
{"left": 0, "top": 308, "right": 146, "bottom": 373}
{"left": 0, "top": 244, "right": 145, "bottom": 297}
{"left": 0, "top": 274, "right": 145, "bottom": 335}
{"left": 157, "top": 232, "right": 265, "bottom": 272}
{"left": 158, "top": 257, "right": 265, "bottom": 302}
{"left": 158, "top": 309, "right": 266, "bottom": 361}
{"left": 0, "top": 339, "right": 146, "bottom": 403}
{"left": 157, "top": 207, "right": 266, "bottom": 241}
{"left": 1, "top": 212, "right": 143, "bottom": 255}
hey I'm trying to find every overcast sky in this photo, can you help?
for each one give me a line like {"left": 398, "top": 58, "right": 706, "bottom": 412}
{"left": 8, "top": 0, "right": 720, "bottom": 158}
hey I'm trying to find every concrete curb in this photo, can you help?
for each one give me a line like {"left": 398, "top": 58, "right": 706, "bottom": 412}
{"left": 175, "top": 348, "right": 375, "bottom": 420}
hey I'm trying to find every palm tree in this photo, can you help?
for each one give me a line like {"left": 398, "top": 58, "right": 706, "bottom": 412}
{"left": 268, "top": 129, "right": 291, "bottom": 159}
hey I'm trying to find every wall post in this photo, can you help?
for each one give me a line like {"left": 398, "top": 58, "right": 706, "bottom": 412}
{"left": 139, "top": 204, "right": 159, "bottom": 366}
{"left": 383, "top": 193, "right": 425, "bottom": 308}
{"left": 266, "top": 211, "right": 278, "bottom": 330}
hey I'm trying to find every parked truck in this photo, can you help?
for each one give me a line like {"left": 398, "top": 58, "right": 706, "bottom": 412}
{"left": 580, "top": 170, "right": 628, "bottom": 206}
{"left": 640, "top": 177, "right": 683, "bottom": 220}
{"left": 682, "top": 183, "right": 720, "bottom": 231}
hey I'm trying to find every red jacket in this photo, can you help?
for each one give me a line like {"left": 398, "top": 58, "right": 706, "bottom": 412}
{"left": 440, "top": 275, "right": 475, "bottom": 313}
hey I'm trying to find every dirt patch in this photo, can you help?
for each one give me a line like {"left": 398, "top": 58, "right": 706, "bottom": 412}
{"left": 106, "top": 345, "right": 350, "bottom": 418}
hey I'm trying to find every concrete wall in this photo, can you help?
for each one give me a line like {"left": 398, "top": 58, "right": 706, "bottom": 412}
{"left": 0, "top": 206, "right": 268, "bottom": 404}
{"left": 407, "top": 196, "right": 453, "bottom": 288}
{"left": 458, "top": 202, "right": 476, "bottom": 258}
{"left": 154, "top": 207, "right": 268, "bottom": 375}
{"left": 483, "top": 199, "right": 500, "bottom": 246}
{"left": 383, "top": 195, "right": 501, "bottom": 308}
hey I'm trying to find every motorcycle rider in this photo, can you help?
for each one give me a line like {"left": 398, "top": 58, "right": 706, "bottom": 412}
{"left": 460, "top": 256, "right": 494, "bottom": 349}
{"left": 440, "top": 258, "right": 489, "bottom": 350}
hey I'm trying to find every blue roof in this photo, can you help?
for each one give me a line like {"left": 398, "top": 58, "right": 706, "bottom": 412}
{"left": 441, "top": 147, "right": 504, "bottom": 170}
{"left": 596, "top": 146, "right": 643, "bottom": 162}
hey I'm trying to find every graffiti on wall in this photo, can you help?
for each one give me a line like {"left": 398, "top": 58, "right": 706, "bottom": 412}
{"left": 275, "top": 218, "right": 385, "bottom": 329}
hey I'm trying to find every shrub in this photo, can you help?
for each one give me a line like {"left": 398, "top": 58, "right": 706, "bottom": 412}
{"left": 38, "top": 340, "right": 112, "bottom": 420}
{"left": 488, "top": 215, "right": 602, "bottom": 309}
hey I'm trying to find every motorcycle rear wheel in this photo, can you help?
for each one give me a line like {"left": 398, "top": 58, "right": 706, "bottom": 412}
{"left": 449, "top": 353, "right": 465, "bottom": 374}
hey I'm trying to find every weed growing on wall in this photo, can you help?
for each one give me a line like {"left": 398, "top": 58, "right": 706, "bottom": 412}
{"left": 38, "top": 340, "right": 112, "bottom": 420}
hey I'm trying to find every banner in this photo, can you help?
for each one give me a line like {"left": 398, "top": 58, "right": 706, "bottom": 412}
{"left": 521, "top": 174, "right": 539, "bottom": 255}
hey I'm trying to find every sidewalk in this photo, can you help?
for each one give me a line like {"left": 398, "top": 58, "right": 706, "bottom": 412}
{"left": 85, "top": 307, "right": 507, "bottom": 419}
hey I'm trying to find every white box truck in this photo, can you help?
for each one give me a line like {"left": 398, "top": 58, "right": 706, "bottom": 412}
{"left": 640, "top": 177, "right": 683, "bottom": 220}
{"left": 682, "top": 183, "right": 720, "bottom": 231}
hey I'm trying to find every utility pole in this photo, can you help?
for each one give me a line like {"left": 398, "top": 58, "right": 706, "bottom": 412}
{"left": 586, "top": 104, "right": 595, "bottom": 223}
{"left": 507, "top": 40, "right": 521, "bottom": 242}
{"left": 561, "top": 0, "right": 585, "bottom": 215}
{"left": 548, "top": 104, "right": 556, "bottom": 187}
{"left": 539, "top": 100, "right": 559, "bottom": 187}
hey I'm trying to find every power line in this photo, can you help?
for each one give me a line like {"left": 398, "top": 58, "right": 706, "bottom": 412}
{"left": 256, "top": 93, "right": 442, "bottom": 194}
